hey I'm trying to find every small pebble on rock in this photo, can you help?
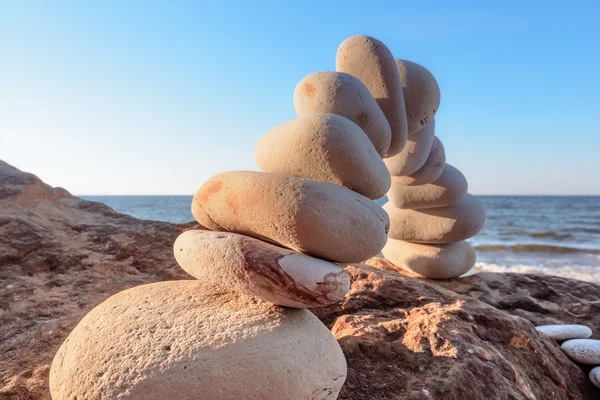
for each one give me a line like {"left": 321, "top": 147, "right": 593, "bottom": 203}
{"left": 535, "top": 325, "right": 592, "bottom": 341}
{"left": 590, "top": 366, "right": 600, "bottom": 389}
{"left": 561, "top": 339, "right": 600, "bottom": 364}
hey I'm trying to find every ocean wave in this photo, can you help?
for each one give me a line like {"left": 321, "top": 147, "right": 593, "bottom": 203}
{"left": 473, "top": 244, "right": 600, "bottom": 254}
{"left": 474, "top": 262, "right": 600, "bottom": 284}
{"left": 529, "top": 231, "right": 573, "bottom": 240}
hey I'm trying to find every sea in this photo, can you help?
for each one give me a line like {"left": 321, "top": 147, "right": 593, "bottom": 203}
{"left": 82, "top": 195, "right": 600, "bottom": 284}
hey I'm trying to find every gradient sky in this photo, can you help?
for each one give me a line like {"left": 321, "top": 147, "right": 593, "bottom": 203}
{"left": 1, "top": 1, "right": 599, "bottom": 195}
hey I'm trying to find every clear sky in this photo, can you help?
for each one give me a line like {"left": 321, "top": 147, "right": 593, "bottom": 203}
{"left": 1, "top": 1, "right": 599, "bottom": 195}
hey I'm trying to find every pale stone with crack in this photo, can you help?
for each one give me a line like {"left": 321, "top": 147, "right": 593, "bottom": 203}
{"left": 174, "top": 229, "right": 350, "bottom": 308}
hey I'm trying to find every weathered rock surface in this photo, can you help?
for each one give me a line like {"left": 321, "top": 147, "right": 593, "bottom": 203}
{"left": 336, "top": 35, "right": 408, "bottom": 157}
{"left": 0, "top": 160, "right": 192, "bottom": 399}
{"left": 387, "top": 163, "right": 468, "bottom": 209}
{"left": 174, "top": 229, "right": 350, "bottom": 308}
{"left": 536, "top": 325, "right": 593, "bottom": 341}
{"left": 50, "top": 281, "right": 347, "bottom": 400}
{"left": 2, "top": 160, "right": 599, "bottom": 399}
{"left": 192, "top": 171, "right": 389, "bottom": 263}
{"left": 591, "top": 367, "right": 600, "bottom": 389}
{"left": 293, "top": 72, "right": 392, "bottom": 156}
{"left": 254, "top": 114, "right": 390, "bottom": 199}
{"left": 385, "top": 194, "right": 486, "bottom": 243}
{"left": 312, "top": 262, "right": 599, "bottom": 399}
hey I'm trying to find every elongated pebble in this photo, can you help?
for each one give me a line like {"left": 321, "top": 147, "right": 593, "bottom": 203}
{"left": 174, "top": 229, "right": 350, "bottom": 308}
{"left": 535, "top": 325, "right": 592, "bottom": 341}
{"left": 561, "top": 339, "right": 600, "bottom": 364}
{"left": 590, "top": 366, "right": 600, "bottom": 389}
{"left": 336, "top": 35, "right": 408, "bottom": 157}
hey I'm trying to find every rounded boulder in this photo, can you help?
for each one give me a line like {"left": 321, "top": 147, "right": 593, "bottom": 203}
{"left": 255, "top": 114, "right": 391, "bottom": 199}
{"left": 535, "top": 325, "right": 593, "bottom": 341}
{"left": 396, "top": 59, "right": 441, "bottom": 135}
{"left": 384, "top": 118, "right": 435, "bottom": 176}
{"left": 294, "top": 72, "right": 391, "bottom": 156}
{"left": 174, "top": 229, "right": 350, "bottom": 308}
{"left": 561, "top": 339, "right": 600, "bottom": 364}
{"left": 391, "top": 136, "right": 446, "bottom": 186}
{"left": 50, "top": 281, "right": 347, "bottom": 400}
{"left": 387, "top": 164, "right": 468, "bottom": 209}
{"left": 192, "top": 171, "right": 389, "bottom": 263}
{"left": 382, "top": 238, "right": 476, "bottom": 279}
{"left": 336, "top": 35, "right": 408, "bottom": 157}
{"left": 384, "top": 194, "right": 486, "bottom": 243}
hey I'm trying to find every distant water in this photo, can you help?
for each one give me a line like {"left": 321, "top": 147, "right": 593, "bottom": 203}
{"left": 82, "top": 195, "right": 600, "bottom": 283}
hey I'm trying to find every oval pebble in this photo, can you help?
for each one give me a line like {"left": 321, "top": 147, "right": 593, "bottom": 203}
{"left": 391, "top": 136, "right": 445, "bottom": 186}
{"left": 590, "top": 366, "right": 600, "bottom": 389}
{"left": 535, "top": 325, "right": 592, "bottom": 341}
{"left": 387, "top": 164, "right": 468, "bottom": 209}
{"left": 561, "top": 339, "right": 600, "bottom": 364}
{"left": 294, "top": 71, "right": 392, "bottom": 156}
{"left": 255, "top": 114, "right": 391, "bottom": 199}
{"left": 396, "top": 59, "right": 441, "bottom": 135}
{"left": 384, "top": 194, "right": 486, "bottom": 243}
{"left": 382, "top": 238, "right": 475, "bottom": 279}
{"left": 384, "top": 118, "right": 435, "bottom": 176}
{"left": 50, "top": 281, "right": 347, "bottom": 399}
{"left": 192, "top": 171, "right": 389, "bottom": 263}
{"left": 174, "top": 229, "right": 350, "bottom": 308}
{"left": 336, "top": 35, "right": 408, "bottom": 157}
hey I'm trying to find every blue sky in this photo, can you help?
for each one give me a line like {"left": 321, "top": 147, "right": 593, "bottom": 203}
{"left": 1, "top": 1, "right": 599, "bottom": 195}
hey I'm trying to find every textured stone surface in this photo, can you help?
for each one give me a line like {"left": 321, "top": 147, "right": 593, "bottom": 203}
{"left": 3, "top": 160, "right": 599, "bottom": 399}
{"left": 561, "top": 339, "right": 600, "bottom": 364}
{"left": 312, "top": 263, "right": 599, "bottom": 399}
{"left": 396, "top": 59, "right": 441, "bottom": 135}
{"left": 385, "top": 194, "right": 486, "bottom": 243}
{"left": 293, "top": 71, "right": 391, "bottom": 156}
{"left": 50, "top": 281, "right": 347, "bottom": 400}
{"left": 0, "top": 160, "right": 192, "bottom": 399}
{"left": 336, "top": 35, "right": 407, "bottom": 157}
{"left": 591, "top": 367, "right": 600, "bottom": 389}
{"left": 192, "top": 171, "right": 389, "bottom": 263}
{"left": 174, "top": 229, "right": 350, "bottom": 308}
{"left": 392, "top": 135, "right": 446, "bottom": 186}
{"left": 387, "top": 164, "right": 468, "bottom": 209}
{"left": 382, "top": 238, "right": 475, "bottom": 279}
{"left": 254, "top": 114, "right": 390, "bottom": 199}
{"left": 384, "top": 118, "right": 435, "bottom": 176}
{"left": 536, "top": 325, "right": 593, "bottom": 341}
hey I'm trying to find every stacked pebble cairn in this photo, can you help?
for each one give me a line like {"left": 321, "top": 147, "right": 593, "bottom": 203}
{"left": 380, "top": 59, "right": 487, "bottom": 279}
{"left": 49, "top": 35, "right": 410, "bottom": 400}
{"left": 536, "top": 325, "right": 600, "bottom": 389}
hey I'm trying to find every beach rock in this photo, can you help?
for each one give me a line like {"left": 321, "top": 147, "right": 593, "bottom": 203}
{"left": 590, "top": 367, "right": 600, "bottom": 389}
{"left": 311, "top": 263, "right": 599, "bottom": 399}
{"left": 388, "top": 164, "right": 468, "bottom": 209}
{"left": 254, "top": 114, "right": 390, "bottom": 199}
{"left": 50, "top": 281, "right": 347, "bottom": 400}
{"left": 336, "top": 35, "right": 407, "bottom": 157}
{"left": 192, "top": 171, "right": 389, "bottom": 263}
{"left": 392, "top": 135, "right": 446, "bottom": 186}
{"left": 384, "top": 118, "right": 435, "bottom": 176}
{"left": 174, "top": 229, "right": 350, "bottom": 308}
{"left": 536, "top": 325, "right": 593, "bottom": 341}
{"left": 561, "top": 339, "right": 600, "bottom": 364}
{"left": 382, "top": 238, "right": 475, "bottom": 279}
{"left": 293, "top": 72, "right": 391, "bottom": 156}
{"left": 3, "top": 160, "right": 599, "bottom": 399}
{"left": 384, "top": 193, "right": 486, "bottom": 243}
{"left": 396, "top": 59, "right": 441, "bottom": 135}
